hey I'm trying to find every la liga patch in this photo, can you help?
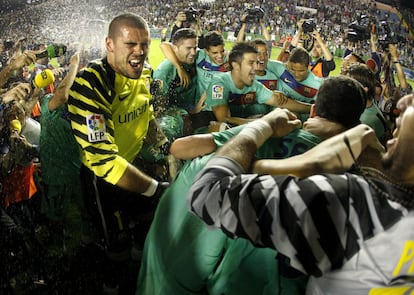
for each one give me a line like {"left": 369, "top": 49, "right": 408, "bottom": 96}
{"left": 212, "top": 85, "right": 224, "bottom": 100}
{"left": 86, "top": 114, "right": 107, "bottom": 142}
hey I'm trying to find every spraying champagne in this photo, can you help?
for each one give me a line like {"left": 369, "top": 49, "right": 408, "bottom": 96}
{"left": 35, "top": 44, "right": 67, "bottom": 59}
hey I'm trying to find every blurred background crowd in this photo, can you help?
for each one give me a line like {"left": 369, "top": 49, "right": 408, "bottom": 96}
{"left": 0, "top": 0, "right": 413, "bottom": 69}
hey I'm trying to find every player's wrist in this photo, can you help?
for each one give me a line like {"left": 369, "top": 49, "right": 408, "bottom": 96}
{"left": 142, "top": 179, "right": 159, "bottom": 197}
{"left": 239, "top": 119, "right": 273, "bottom": 148}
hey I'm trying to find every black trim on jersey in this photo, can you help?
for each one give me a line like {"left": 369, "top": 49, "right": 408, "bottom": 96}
{"left": 300, "top": 176, "right": 346, "bottom": 270}
{"left": 249, "top": 179, "right": 276, "bottom": 248}
{"left": 190, "top": 183, "right": 215, "bottom": 226}
{"left": 367, "top": 177, "right": 404, "bottom": 228}
{"left": 226, "top": 176, "right": 247, "bottom": 241}
{"left": 91, "top": 155, "right": 117, "bottom": 168}
{"left": 86, "top": 145, "right": 117, "bottom": 157}
{"left": 102, "top": 166, "right": 114, "bottom": 179}
{"left": 376, "top": 112, "right": 388, "bottom": 140}
{"left": 70, "top": 75, "right": 111, "bottom": 111}
{"left": 91, "top": 58, "right": 116, "bottom": 105}
{"left": 72, "top": 128, "right": 89, "bottom": 142}
{"left": 348, "top": 175, "right": 375, "bottom": 239}
{"left": 278, "top": 176, "right": 322, "bottom": 277}
{"left": 201, "top": 204, "right": 215, "bottom": 226}
{"left": 68, "top": 111, "right": 86, "bottom": 126}
{"left": 69, "top": 83, "right": 104, "bottom": 113}
{"left": 322, "top": 59, "right": 336, "bottom": 77}
{"left": 101, "top": 58, "right": 116, "bottom": 89}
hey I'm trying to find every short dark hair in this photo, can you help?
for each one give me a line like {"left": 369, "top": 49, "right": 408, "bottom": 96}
{"left": 342, "top": 63, "right": 376, "bottom": 100}
{"left": 198, "top": 31, "right": 224, "bottom": 49}
{"left": 288, "top": 47, "right": 310, "bottom": 66}
{"left": 251, "top": 38, "right": 267, "bottom": 47}
{"left": 108, "top": 13, "right": 149, "bottom": 39}
{"left": 228, "top": 42, "right": 257, "bottom": 70}
{"left": 171, "top": 28, "right": 197, "bottom": 45}
{"left": 349, "top": 52, "right": 365, "bottom": 64}
{"left": 315, "top": 75, "right": 366, "bottom": 128}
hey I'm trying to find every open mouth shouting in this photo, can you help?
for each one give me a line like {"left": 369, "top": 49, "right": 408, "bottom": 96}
{"left": 127, "top": 57, "right": 144, "bottom": 78}
{"left": 129, "top": 58, "right": 142, "bottom": 69}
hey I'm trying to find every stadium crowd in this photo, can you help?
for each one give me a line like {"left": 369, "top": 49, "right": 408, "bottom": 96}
{"left": 0, "top": 0, "right": 414, "bottom": 294}
{"left": 0, "top": 0, "right": 413, "bottom": 68}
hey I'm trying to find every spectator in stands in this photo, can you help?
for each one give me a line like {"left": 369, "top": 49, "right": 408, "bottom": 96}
{"left": 341, "top": 32, "right": 381, "bottom": 80}
{"left": 169, "top": 10, "right": 202, "bottom": 43}
{"left": 236, "top": 10, "right": 272, "bottom": 56}
{"left": 379, "top": 42, "right": 412, "bottom": 137}
{"left": 290, "top": 19, "right": 336, "bottom": 77}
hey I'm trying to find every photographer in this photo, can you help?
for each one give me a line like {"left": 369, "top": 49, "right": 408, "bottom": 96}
{"left": 169, "top": 11, "right": 187, "bottom": 42}
{"left": 341, "top": 17, "right": 381, "bottom": 80}
{"left": 380, "top": 43, "right": 412, "bottom": 138}
{"left": 169, "top": 9, "right": 202, "bottom": 42}
{"left": 290, "top": 19, "right": 336, "bottom": 77}
{"left": 236, "top": 7, "right": 272, "bottom": 57}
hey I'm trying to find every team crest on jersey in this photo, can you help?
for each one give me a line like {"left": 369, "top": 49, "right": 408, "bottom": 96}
{"left": 86, "top": 114, "right": 107, "bottom": 142}
{"left": 212, "top": 85, "right": 224, "bottom": 100}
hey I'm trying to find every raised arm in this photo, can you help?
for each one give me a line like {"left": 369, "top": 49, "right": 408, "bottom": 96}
{"left": 312, "top": 30, "right": 333, "bottom": 62}
{"left": 236, "top": 14, "right": 247, "bottom": 42}
{"left": 159, "top": 42, "right": 190, "bottom": 88}
{"left": 290, "top": 19, "right": 304, "bottom": 48}
{"left": 48, "top": 52, "right": 80, "bottom": 111}
{"left": 259, "top": 19, "right": 271, "bottom": 42}
{"left": 388, "top": 43, "right": 408, "bottom": 91}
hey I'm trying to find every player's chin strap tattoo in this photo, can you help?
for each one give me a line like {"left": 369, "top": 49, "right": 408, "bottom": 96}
{"left": 343, "top": 134, "right": 414, "bottom": 209}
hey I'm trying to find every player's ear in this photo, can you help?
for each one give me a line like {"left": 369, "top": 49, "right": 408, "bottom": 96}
{"left": 309, "top": 104, "right": 316, "bottom": 118}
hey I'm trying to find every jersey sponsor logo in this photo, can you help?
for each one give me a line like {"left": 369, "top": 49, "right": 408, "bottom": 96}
{"left": 228, "top": 92, "right": 257, "bottom": 105}
{"left": 86, "top": 114, "right": 107, "bottom": 142}
{"left": 393, "top": 241, "right": 414, "bottom": 277}
{"left": 212, "top": 85, "right": 224, "bottom": 100}
{"left": 203, "top": 71, "right": 214, "bottom": 79}
{"left": 258, "top": 79, "right": 278, "bottom": 90}
{"left": 368, "top": 241, "right": 414, "bottom": 294}
{"left": 118, "top": 104, "right": 148, "bottom": 124}
{"left": 369, "top": 286, "right": 414, "bottom": 295}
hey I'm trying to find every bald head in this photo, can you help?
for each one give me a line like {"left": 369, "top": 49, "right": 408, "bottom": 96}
{"left": 105, "top": 13, "right": 151, "bottom": 79}
{"left": 108, "top": 13, "right": 149, "bottom": 39}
